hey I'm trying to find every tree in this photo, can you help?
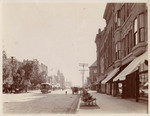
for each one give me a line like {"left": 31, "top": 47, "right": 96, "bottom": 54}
{"left": 22, "top": 62, "right": 34, "bottom": 80}
{"left": 3, "top": 62, "right": 12, "bottom": 82}
{"left": 2, "top": 51, "right": 10, "bottom": 81}
{"left": 16, "top": 66, "right": 25, "bottom": 85}
{"left": 30, "top": 62, "right": 39, "bottom": 85}
{"left": 38, "top": 71, "right": 47, "bottom": 83}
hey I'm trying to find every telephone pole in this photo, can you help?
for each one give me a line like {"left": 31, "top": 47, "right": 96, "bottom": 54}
{"left": 79, "top": 63, "right": 88, "bottom": 88}
{"left": 11, "top": 56, "right": 14, "bottom": 81}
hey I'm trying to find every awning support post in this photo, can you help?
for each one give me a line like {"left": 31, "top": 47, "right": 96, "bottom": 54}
{"left": 135, "top": 70, "right": 139, "bottom": 102}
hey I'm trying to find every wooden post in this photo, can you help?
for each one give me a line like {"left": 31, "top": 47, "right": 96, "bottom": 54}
{"left": 122, "top": 81, "right": 124, "bottom": 98}
{"left": 135, "top": 70, "right": 139, "bottom": 102}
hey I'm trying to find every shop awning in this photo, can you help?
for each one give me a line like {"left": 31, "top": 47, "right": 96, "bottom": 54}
{"left": 113, "top": 52, "right": 148, "bottom": 82}
{"left": 101, "top": 67, "right": 120, "bottom": 84}
{"left": 92, "top": 75, "right": 107, "bottom": 85}
{"left": 99, "top": 74, "right": 107, "bottom": 81}
{"left": 93, "top": 81, "right": 99, "bottom": 85}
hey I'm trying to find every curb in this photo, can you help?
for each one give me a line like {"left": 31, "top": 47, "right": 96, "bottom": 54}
{"left": 66, "top": 95, "right": 81, "bottom": 114}
{"left": 76, "top": 96, "right": 81, "bottom": 114}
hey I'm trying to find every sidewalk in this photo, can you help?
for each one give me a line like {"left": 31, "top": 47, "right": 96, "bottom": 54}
{"left": 77, "top": 91, "right": 148, "bottom": 114}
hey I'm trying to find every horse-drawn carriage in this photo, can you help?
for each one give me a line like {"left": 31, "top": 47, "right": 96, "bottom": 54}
{"left": 71, "top": 87, "right": 79, "bottom": 95}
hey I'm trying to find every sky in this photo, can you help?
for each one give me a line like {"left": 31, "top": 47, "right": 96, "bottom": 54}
{"left": 2, "top": 1, "right": 106, "bottom": 87}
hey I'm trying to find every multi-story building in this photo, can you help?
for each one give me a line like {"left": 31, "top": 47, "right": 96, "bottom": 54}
{"left": 95, "top": 3, "right": 148, "bottom": 100}
{"left": 47, "top": 76, "right": 52, "bottom": 84}
{"left": 89, "top": 61, "right": 97, "bottom": 90}
{"left": 57, "top": 70, "right": 65, "bottom": 89}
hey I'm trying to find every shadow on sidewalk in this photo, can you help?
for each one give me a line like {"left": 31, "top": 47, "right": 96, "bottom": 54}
{"left": 80, "top": 103, "right": 100, "bottom": 110}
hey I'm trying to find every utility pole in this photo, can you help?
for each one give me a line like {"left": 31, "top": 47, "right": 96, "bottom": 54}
{"left": 11, "top": 56, "right": 14, "bottom": 82}
{"left": 79, "top": 63, "right": 88, "bottom": 88}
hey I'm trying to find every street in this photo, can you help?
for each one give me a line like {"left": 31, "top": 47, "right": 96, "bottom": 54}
{"left": 3, "top": 89, "right": 148, "bottom": 114}
{"left": 3, "top": 89, "right": 80, "bottom": 114}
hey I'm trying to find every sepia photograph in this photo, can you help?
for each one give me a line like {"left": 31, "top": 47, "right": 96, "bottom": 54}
{"left": 1, "top": 0, "right": 149, "bottom": 115}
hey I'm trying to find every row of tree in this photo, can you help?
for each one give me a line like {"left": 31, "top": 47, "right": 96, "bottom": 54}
{"left": 3, "top": 51, "right": 48, "bottom": 92}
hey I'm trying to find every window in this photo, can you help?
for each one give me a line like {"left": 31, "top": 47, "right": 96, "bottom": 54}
{"left": 114, "top": 13, "right": 117, "bottom": 29}
{"left": 139, "top": 13, "right": 145, "bottom": 42}
{"left": 127, "top": 34, "right": 129, "bottom": 55}
{"left": 115, "top": 44, "right": 118, "bottom": 60}
{"left": 122, "top": 39, "right": 125, "bottom": 57}
{"left": 117, "top": 10, "right": 120, "bottom": 27}
{"left": 120, "top": 3, "right": 133, "bottom": 25}
{"left": 94, "top": 69, "right": 97, "bottom": 73}
{"left": 128, "top": 30, "right": 132, "bottom": 52}
{"left": 124, "top": 37, "right": 126, "bottom": 56}
{"left": 115, "top": 42, "right": 121, "bottom": 60}
{"left": 118, "top": 42, "right": 121, "bottom": 59}
{"left": 126, "top": 3, "right": 129, "bottom": 17}
{"left": 100, "top": 57, "right": 104, "bottom": 73}
{"left": 133, "top": 18, "right": 138, "bottom": 46}
{"left": 106, "top": 48, "right": 108, "bottom": 68}
{"left": 122, "top": 5, "right": 125, "bottom": 22}
{"left": 114, "top": 10, "right": 120, "bottom": 30}
{"left": 124, "top": 34, "right": 129, "bottom": 55}
{"left": 112, "top": 41, "right": 115, "bottom": 62}
{"left": 125, "top": 3, "right": 130, "bottom": 19}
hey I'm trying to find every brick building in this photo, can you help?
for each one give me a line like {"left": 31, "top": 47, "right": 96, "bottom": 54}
{"left": 89, "top": 60, "right": 97, "bottom": 90}
{"left": 95, "top": 3, "right": 148, "bottom": 100}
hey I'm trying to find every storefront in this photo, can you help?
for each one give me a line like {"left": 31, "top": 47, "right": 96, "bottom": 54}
{"left": 91, "top": 82, "right": 97, "bottom": 90}
{"left": 113, "top": 52, "right": 148, "bottom": 101}
{"left": 101, "top": 68, "right": 120, "bottom": 95}
{"left": 96, "top": 81, "right": 101, "bottom": 93}
{"left": 95, "top": 75, "right": 107, "bottom": 93}
{"left": 138, "top": 60, "right": 148, "bottom": 101}
{"left": 98, "top": 75, "right": 107, "bottom": 93}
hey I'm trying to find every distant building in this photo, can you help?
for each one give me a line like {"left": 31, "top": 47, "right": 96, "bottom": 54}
{"left": 95, "top": 3, "right": 148, "bottom": 100}
{"left": 88, "top": 61, "right": 97, "bottom": 90}
{"left": 65, "top": 81, "right": 72, "bottom": 89}
{"left": 47, "top": 76, "right": 52, "bottom": 84}
{"left": 57, "top": 70, "right": 65, "bottom": 89}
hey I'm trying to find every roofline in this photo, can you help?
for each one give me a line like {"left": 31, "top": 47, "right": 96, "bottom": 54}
{"left": 103, "top": 3, "right": 110, "bottom": 19}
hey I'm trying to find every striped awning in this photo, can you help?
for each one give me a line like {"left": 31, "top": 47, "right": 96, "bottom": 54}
{"left": 101, "top": 67, "right": 120, "bottom": 84}
{"left": 113, "top": 52, "right": 148, "bottom": 82}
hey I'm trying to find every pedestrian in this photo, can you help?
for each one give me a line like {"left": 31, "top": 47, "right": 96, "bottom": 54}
{"left": 65, "top": 91, "right": 67, "bottom": 95}
{"left": 24, "top": 80, "right": 28, "bottom": 93}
